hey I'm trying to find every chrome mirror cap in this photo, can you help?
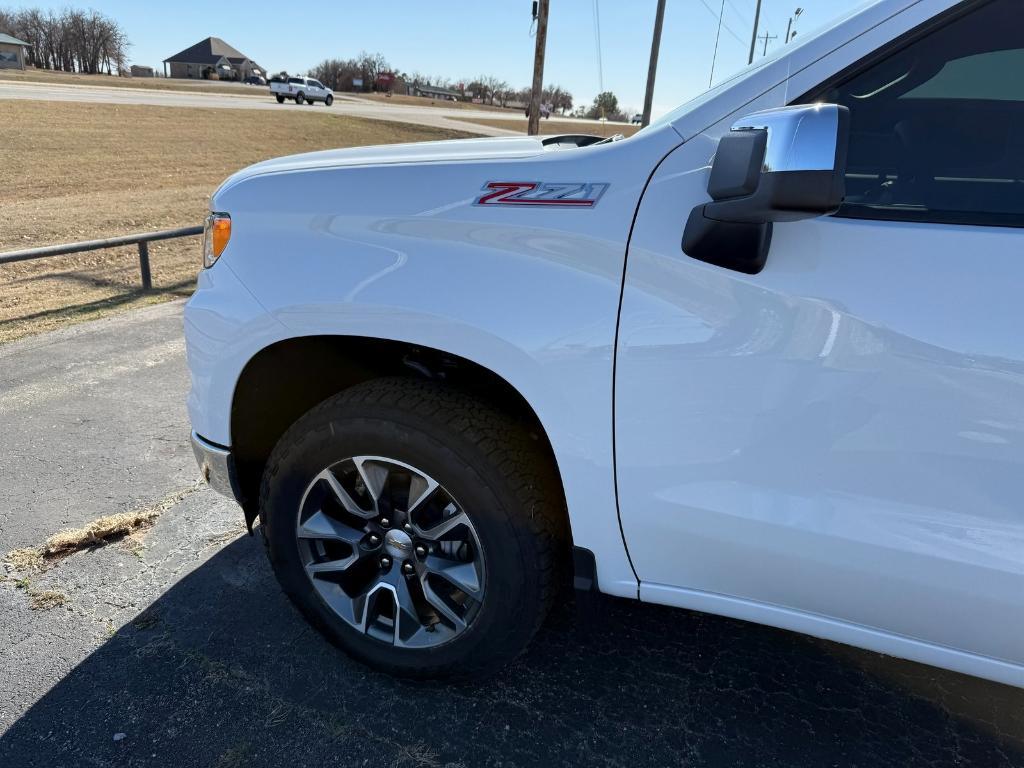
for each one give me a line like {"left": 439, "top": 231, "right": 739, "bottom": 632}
{"left": 730, "top": 103, "right": 843, "bottom": 174}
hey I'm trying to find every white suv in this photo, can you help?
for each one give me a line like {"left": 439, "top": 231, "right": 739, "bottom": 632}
{"left": 187, "top": 0, "right": 1024, "bottom": 686}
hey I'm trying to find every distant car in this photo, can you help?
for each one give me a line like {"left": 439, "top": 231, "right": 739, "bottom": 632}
{"left": 524, "top": 102, "right": 552, "bottom": 119}
{"left": 631, "top": 113, "right": 643, "bottom": 124}
{"left": 270, "top": 76, "right": 334, "bottom": 106}
{"left": 244, "top": 75, "right": 266, "bottom": 86}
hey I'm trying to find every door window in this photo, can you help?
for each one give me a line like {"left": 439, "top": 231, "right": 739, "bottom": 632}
{"left": 814, "top": 0, "right": 1024, "bottom": 226}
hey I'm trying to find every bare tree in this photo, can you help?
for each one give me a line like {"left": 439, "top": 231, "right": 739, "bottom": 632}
{"left": 0, "top": 6, "right": 130, "bottom": 73}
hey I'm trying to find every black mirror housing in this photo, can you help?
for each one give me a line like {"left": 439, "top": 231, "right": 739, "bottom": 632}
{"left": 683, "top": 104, "right": 850, "bottom": 274}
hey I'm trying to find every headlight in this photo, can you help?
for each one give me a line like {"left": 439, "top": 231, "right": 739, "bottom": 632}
{"left": 203, "top": 212, "right": 232, "bottom": 268}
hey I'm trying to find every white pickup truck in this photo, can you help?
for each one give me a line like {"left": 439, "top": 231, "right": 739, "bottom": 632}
{"left": 269, "top": 75, "right": 334, "bottom": 106}
{"left": 187, "top": 0, "right": 1024, "bottom": 686}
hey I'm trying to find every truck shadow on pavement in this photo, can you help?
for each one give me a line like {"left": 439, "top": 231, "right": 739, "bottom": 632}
{"left": 2, "top": 533, "right": 1022, "bottom": 768}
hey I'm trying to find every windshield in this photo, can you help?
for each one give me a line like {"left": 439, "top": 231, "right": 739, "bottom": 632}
{"left": 649, "top": 0, "right": 880, "bottom": 129}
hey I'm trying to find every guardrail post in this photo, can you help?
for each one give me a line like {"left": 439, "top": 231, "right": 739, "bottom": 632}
{"left": 138, "top": 240, "right": 152, "bottom": 291}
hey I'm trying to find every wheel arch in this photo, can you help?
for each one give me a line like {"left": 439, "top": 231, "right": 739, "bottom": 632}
{"left": 229, "top": 334, "right": 567, "bottom": 532}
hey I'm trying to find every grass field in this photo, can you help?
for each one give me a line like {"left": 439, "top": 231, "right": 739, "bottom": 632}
{"left": 459, "top": 117, "right": 642, "bottom": 138}
{"left": 0, "top": 67, "right": 266, "bottom": 96}
{"left": 349, "top": 92, "right": 518, "bottom": 113}
{"left": 0, "top": 101, "right": 474, "bottom": 342}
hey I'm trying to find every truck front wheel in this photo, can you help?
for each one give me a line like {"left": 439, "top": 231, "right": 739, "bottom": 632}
{"left": 259, "top": 377, "right": 566, "bottom": 679}
{"left": 295, "top": 92, "right": 305, "bottom": 104}
{"left": 325, "top": 95, "right": 333, "bottom": 106}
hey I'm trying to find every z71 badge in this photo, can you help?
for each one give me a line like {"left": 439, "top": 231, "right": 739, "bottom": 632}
{"left": 474, "top": 181, "right": 609, "bottom": 208}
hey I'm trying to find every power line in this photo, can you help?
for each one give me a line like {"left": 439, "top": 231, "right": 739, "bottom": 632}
{"left": 723, "top": 0, "right": 748, "bottom": 23}
{"left": 709, "top": 0, "right": 727, "bottom": 87}
{"left": 698, "top": 0, "right": 745, "bottom": 47}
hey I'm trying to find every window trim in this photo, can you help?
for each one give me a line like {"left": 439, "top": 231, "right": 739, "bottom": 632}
{"left": 795, "top": 0, "right": 1024, "bottom": 229}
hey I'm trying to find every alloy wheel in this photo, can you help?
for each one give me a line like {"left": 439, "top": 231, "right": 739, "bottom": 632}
{"left": 295, "top": 456, "right": 485, "bottom": 648}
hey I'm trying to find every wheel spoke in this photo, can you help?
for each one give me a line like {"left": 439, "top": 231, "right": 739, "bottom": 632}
{"left": 414, "top": 510, "right": 471, "bottom": 541}
{"left": 297, "top": 509, "right": 364, "bottom": 546}
{"left": 407, "top": 473, "right": 439, "bottom": 513}
{"left": 424, "top": 556, "right": 482, "bottom": 599}
{"left": 392, "top": 573, "right": 422, "bottom": 641}
{"left": 353, "top": 457, "right": 389, "bottom": 506}
{"left": 305, "top": 553, "right": 360, "bottom": 574}
{"left": 319, "top": 469, "right": 374, "bottom": 519}
{"left": 420, "top": 577, "right": 467, "bottom": 630}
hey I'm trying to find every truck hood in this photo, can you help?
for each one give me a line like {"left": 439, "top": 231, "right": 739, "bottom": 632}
{"left": 218, "top": 135, "right": 552, "bottom": 192}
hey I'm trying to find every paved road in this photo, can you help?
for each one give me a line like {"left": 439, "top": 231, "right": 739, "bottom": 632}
{"left": 1, "top": 302, "right": 1022, "bottom": 767}
{"left": 0, "top": 80, "right": 597, "bottom": 138}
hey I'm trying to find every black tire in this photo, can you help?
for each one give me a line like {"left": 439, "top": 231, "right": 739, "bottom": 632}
{"left": 275, "top": 94, "right": 284, "bottom": 104}
{"left": 295, "top": 92, "right": 305, "bottom": 105}
{"left": 325, "top": 95, "right": 333, "bottom": 107}
{"left": 260, "top": 377, "right": 567, "bottom": 679}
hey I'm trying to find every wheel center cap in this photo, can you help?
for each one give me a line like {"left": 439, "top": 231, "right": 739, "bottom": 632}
{"left": 383, "top": 529, "right": 413, "bottom": 559}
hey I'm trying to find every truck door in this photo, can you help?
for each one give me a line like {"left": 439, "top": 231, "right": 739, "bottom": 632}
{"left": 614, "top": 0, "right": 1024, "bottom": 670}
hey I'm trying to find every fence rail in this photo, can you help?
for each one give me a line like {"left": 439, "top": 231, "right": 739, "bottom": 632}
{"left": 0, "top": 225, "right": 204, "bottom": 290}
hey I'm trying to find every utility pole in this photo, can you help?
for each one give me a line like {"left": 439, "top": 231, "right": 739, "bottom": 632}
{"left": 641, "top": 0, "right": 666, "bottom": 128}
{"left": 528, "top": 0, "right": 550, "bottom": 136}
{"left": 747, "top": 0, "right": 763, "bottom": 64}
{"left": 759, "top": 31, "right": 778, "bottom": 56}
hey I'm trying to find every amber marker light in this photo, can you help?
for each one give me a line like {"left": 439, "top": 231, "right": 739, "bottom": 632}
{"left": 203, "top": 212, "right": 232, "bottom": 268}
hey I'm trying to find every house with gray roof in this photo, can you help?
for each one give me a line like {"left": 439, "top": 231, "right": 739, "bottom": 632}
{"left": 0, "top": 33, "right": 31, "bottom": 70}
{"left": 163, "top": 37, "right": 264, "bottom": 81}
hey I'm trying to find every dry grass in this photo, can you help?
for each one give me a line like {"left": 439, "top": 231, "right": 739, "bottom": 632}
{"left": 3, "top": 483, "right": 200, "bottom": 571}
{"left": 458, "top": 117, "right": 642, "bottom": 138}
{"left": 0, "top": 100, "right": 474, "bottom": 342}
{"left": 6, "top": 574, "right": 68, "bottom": 610}
{"left": 349, "top": 91, "right": 517, "bottom": 113}
{"left": 43, "top": 508, "right": 162, "bottom": 557}
{"left": 4, "top": 547, "right": 43, "bottom": 571}
{"left": 0, "top": 67, "right": 265, "bottom": 96}
{"left": 28, "top": 589, "right": 69, "bottom": 611}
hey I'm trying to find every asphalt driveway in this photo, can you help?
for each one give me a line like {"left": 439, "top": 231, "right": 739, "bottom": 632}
{"left": 1, "top": 302, "right": 1022, "bottom": 767}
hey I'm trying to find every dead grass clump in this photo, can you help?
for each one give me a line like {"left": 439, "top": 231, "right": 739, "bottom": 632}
{"left": 42, "top": 509, "right": 160, "bottom": 558}
{"left": 29, "top": 589, "right": 68, "bottom": 611}
{"left": 4, "top": 547, "right": 43, "bottom": 571}
{"left": 3, "top": 483, "right": 200, "bottom": 571}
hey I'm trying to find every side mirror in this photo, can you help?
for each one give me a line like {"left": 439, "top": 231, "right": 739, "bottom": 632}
{"left": 682, "top": 103, "right": 850, "bottom": 274}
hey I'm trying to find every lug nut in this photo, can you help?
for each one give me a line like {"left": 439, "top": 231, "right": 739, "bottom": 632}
{"left": 368, "top": 534, "right": 380, "bottom": 546}
{"left": 402, "top": 562, "right": 415, "bottom": 575}
{"left": 380, "top": 556, "right": 391, "bottom": 569}
{"left": 403, "top": 523, "right": 414, "bottom": 534}
{"left": 415, "top": 545, "right": 428, "bottom": 558}
{"left": 380, "top": 518, "right": 390, "bottom": 528}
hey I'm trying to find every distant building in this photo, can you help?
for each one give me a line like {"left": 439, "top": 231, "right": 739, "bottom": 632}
{"left": 0, "top": 33, "right": 30, "bottom": 70}
{"left": 130, "top": 65, "right": 155, "bottom": 78}
{"left": 163, "top": 37, "right": 264, "bottom": 81}
{"left": 409, "top": 83, "right": 461, "bottom": 101}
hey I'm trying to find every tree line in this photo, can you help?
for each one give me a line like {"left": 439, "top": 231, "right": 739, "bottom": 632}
{"left": 0, "top": 6, "right": 129, "bottom": 74}
{"left": 305, "top": 53, "right": 577, "bottom": 116}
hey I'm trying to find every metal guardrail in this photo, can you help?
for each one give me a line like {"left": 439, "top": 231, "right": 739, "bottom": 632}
{"left": 0, "top": 225, "right": 204, "bottom": 290}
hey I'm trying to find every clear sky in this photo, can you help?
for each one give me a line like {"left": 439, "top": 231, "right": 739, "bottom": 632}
{"left": 32, "top": 0, "right": 868, "bottom": 116}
